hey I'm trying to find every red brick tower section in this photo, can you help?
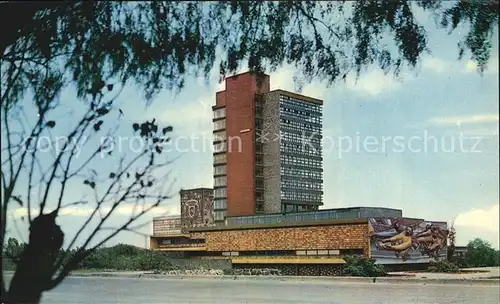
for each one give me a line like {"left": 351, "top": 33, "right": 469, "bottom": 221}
{"left": 216, "top": 72, "right": 270, "bottom": 218}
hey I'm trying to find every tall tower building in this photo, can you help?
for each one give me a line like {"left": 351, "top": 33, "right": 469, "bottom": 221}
{"left": 212, "top": 72, "right": 323, "bottom": 223}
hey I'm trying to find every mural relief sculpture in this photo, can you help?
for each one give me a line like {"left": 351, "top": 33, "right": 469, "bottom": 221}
{"left": 369, "top": 218, "right": 448, "bottom": 264}
{"left": 202, "top": 195, "right": 215, "bottom": 226}
{"left": 377, "top": 227, "right": 414, "bottom": 261}
{"left": 180, "top": 188, "right": 215, "bottom": 230}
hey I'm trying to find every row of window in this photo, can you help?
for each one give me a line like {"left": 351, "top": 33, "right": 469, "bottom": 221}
{"left": 281, "top": 117, "right": 321, "bottom": 131}
{"left": 214, "top": 119, "right": 226, "bottom": 130}
{"left": 214, "top": 199, "right": 227, "bottom": 210}
{"left": 280, "top": 95, "right": 322, "bottom": 114}
{"left": 279, "top": 106, "right": 322, "bottom": 124}
{"left": 281, "top": 142, "right": 322, "bottom": 156}
{"left": 296, "top": 249, "right": 340, "bottom": 256}
{"left": 214, "top": 187, "right": 227, "bottom": 198}
{"left": 281, "top": 126, "right": 322, "bottom": 142}
{"left": 214, "top": 165, "right": 226, "bottom": 176}
{"left": 282, "top": 139, "right": 322, "bottom": 150}
{"left": 281, "top": 191, "right": 322, "bottom": 202}
{"left": 214, "top": 176, "right": 227, "bottom": 187}
{"left": 282, "top": 154, "right": 322, "bottom": 167}
{"left": 281, "top": 129, "right": 322, "bottom": 143}
{"left": 213, "top": 108, "right": 226, "bottom": 119}
{"left": 281, "top": 167, "right": 322, "bottom": 180}
{"left": 281, "top": 204, "right": 318, "bottom": 213}
{"left": 281, "top": 179, "right": 322, "bottom": 191}
{"left": 280, "top": 103, "right": 321, "bottom": 117}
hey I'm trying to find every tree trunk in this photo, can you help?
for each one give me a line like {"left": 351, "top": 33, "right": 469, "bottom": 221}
{"left": 3, "top": 212, "right": 65, "bottom": 304}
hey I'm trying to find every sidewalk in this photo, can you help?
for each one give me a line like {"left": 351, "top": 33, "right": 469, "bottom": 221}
{"left": 66, "top": 267, "right": 500, "bottom": 285}
{"left": 389, "top": 267, "right": 500, "bottom": 281}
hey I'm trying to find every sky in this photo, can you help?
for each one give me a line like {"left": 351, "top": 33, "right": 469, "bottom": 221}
{"left": 4, "top": 11, "right": 499, "bottom": 250}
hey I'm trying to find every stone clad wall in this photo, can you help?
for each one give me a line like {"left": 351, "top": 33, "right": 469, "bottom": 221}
{"left": 261, "top": 91, "right": 281, "bottom": 213}
{"left": 233, "top": 264, "right": 343, "bottom": 276}
{"left": 195, "top": 223, "right": 369, "bottom": 254}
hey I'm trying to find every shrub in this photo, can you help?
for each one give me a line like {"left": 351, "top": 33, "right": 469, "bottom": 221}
{"left": 428, "top": 260, "right": 460, "bottom": 273}
{"left": 343, "top": 255, "right": 386, "bottom": 277}
{"left": 136, "top": 252, "right": 173, "bottom": 271}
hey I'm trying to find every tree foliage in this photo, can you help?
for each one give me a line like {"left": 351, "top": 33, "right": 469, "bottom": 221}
{"left": 464, "top": 238, "right": 500, "bottom": 268}
{"left": 0, "top": 1, "right": 499, "bottom": 303}
{"left": 0, "top": 1, "right": 498, "bottom": 106}
{"left": 3, "top": 241, "right": 173, "bottom": 272}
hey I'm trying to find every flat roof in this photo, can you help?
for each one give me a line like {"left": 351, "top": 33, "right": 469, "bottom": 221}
{"left": 152, "top": 215, "right": 181, "bottom": 220}
{"left": 180, "top": 187, "right": 213, "bottom": 192}
{"left": 188, "top": 218, "right": 368, "bottom": 232}
{"left": 270, "top": 89, "right": 323, "bottom": 105}
{"left": 225, "top": 206, "right": 402, "bottom": 219}
{"left": 186, "top": 206, "right": 402, "bottom": 232}
{"left": 154, "top": 247, "right": 207, "bottom": 252}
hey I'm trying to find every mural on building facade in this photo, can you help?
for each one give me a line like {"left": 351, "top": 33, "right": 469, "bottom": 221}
{"left": 180, "top": 189, "right": 215, "bottom": 229}
{"left": 369, "top": 218, "right": 449, "bottom": 263}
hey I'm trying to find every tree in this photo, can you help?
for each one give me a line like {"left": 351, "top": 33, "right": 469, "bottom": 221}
{"left": 464, "top": 238, "right": 500, "bottom": 268}
{"left": 1, "top": 1, "right": 498, "bottom": 303}
{"left": 447, "top": 220, "right": 457, "bottom": 261}
{"left": 2, "top": 237, "right": 26, "bottom": 269}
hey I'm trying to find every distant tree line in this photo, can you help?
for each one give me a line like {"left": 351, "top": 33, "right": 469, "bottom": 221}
{"left": 453, "top": 238, "right": 500, "bottom": 268}
{"left": 3, "top": 238, "right": 172, "bottom": 272}
{"left": 4, "top": 236, "right": 499, "bottom": 276}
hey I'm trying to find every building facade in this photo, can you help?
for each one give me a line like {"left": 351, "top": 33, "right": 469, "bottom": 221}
{"left": 212, "top": 72, "right": 323, "bottom": 222}
{"left": 150, "top": 207, "right": 450, "bottom": 274}
{"left": 261, "top": 90, "right": 323, "bottom": 213}
{"left": 152, "top": 215, "right": 182, "bottom": 236}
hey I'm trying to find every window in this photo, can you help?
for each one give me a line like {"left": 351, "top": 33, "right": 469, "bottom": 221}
{"left": 255, "top": 179, "right": 264, "bottom": 189}
{"left": 214, "top": 199, "right": 227, "bottom": 210}
{"left": 214, "top": 119, "right": 226, "bottom": 130}
{"left": 215, "top": 210, "right": 227, "bottom": 221}
{"left": 214, "top": 176, "right": 227, "bottom": 187}
{"left": 213, "top": 108, "right": 226, "bottom": 119}
{"left": 213, "top": 141, "right": 227, "bottom": 153}
{"left": 213, "top": 130, "right": 226, "bottom": 142}
{"left": 214, "top": 187, "right": 227, "bottom": 198}
{"left": 214, "top": 153, "right": 226, "bottom": 164}
{"left": 214, "top": 165, "right": 226, "bottom": 176}
{"left": 255, "top": 154, "right": 263, "bottom": 165}
{"left": 255, "top": 167, "right": 263, "bottom": 177}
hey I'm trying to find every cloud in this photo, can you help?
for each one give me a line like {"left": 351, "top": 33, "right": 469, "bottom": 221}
{"left": 464, "top": 57, "right": 499, "bottom": 75}
{"left": 457, "top": 127, "right": 499, "bottom": 137}
{"left": 11, "top": 203, "right": 176, "bottom": 219}
{"left": 428, "top": 114, "right": 499, "bottom": 126}
{"left": 268, "top": 64, "right": 329, "bottom": 100}
{"left": 454, "top": 204, "right": 499, "bottom": 233}
{"left": 155, "top": 99, "right": 212, "bottom": 133}
{"left": 420, "top": 56, "right": 499, "bottom": 76}
{"left": 345, "top": 70, "right": 403, "bottom": 96}
{"left": 422, "top": 57, "right": 454, "bottom": 74}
